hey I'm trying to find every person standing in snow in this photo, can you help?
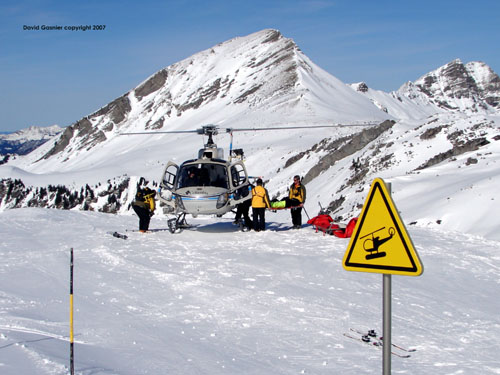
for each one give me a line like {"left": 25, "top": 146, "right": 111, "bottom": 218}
{"left": 251, "top": 178, "right": 271, "bottom": 231}
{"left": 234, "top": 198, "right": 252, "bottom": 230}
{"left": 132, "top": 186, "right": 156, "bottom": 232}
{"left": 288, "top": 175, "right": 306, "bottom": 229}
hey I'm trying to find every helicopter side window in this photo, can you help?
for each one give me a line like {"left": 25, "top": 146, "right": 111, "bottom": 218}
{"left": 230, "top": 165, "right": 246, "bottom": 187}
{"left": 163, "top": 170, "right": 175, "bottom": 187}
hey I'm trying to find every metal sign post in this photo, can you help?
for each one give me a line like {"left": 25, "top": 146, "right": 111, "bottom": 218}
{"left": 383, "top": 274, "right": 391, "bottom": 374}
{"left": 342, "top": 178, "right": 423, "bottom": 375}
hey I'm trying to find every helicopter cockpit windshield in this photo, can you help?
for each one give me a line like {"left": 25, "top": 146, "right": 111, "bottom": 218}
{"left": 178, "top": 163, "right": 228, "bottom": 189}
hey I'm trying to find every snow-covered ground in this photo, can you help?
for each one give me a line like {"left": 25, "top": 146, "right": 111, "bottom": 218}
{"left": 1, "top": 207, "right": 499, "bottom": 374}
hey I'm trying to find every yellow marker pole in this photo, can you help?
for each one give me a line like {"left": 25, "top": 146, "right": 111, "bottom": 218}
{"left": 70, "top": 248, "right": 74, "bottom": 375}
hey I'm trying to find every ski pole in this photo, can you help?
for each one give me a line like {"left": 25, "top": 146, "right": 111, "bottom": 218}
{"left": 303, "top": 205, "right": 310, "bottom": 220}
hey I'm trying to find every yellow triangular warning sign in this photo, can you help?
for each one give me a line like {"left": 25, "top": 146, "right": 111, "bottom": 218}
{"left": 343, "top": 178, "right": 423, "bottom": 276}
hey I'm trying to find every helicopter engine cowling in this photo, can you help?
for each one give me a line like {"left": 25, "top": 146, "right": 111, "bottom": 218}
{"left": 159, "top": 189, "right": 173, "bottom": 201}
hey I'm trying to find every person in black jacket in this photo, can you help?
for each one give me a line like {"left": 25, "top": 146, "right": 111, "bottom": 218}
{"left": 132, "top": 187, "right": 156, "bottom": 232}
{"left": 234, "top": 198, "right": 252, "bottom": 230}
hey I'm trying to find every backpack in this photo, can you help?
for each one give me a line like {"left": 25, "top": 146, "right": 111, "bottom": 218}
{"left": 136, "top": 187, "right": 156, "bottom": 211}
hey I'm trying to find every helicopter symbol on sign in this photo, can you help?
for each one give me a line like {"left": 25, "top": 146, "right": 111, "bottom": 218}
{"left": 361, "top": 227, "right": 395, "bottom": 260}
{"left": 343, "top": 178, "right": 423, "bottom": 276}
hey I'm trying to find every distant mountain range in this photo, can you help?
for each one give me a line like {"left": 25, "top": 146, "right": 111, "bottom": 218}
{"left": 0, "top": 125, "right": 62, "bottom": 157}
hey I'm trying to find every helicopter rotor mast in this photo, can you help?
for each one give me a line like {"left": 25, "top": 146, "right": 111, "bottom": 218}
{"left": 198, "top": 125, "right": 220, "bottom": 148}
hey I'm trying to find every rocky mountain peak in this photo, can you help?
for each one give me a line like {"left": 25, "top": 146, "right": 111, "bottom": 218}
{"left": 465, "top": 61, "right": 500, "bottom": 107}
{"left": 408, "top": 59, "right": 499, "bottom": 112}
{"left": 353, "top": 82, "right": 369, "bottom": 93}
{"left": 39, "top": 29, "right": 305, "bottom": 159}
{"left": 38, "top": 29, "right": 386, "bottom": 163}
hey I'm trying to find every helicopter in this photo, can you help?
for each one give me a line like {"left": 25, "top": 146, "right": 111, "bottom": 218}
{"left": 122, "top": 122, "right": 377, "bottom": 232}
{"left": 361, "top": 226, "right": 395, "bottom": 260}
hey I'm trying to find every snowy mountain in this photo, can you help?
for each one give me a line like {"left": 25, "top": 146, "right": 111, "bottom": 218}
{"left": 0, "top": 125, "right": 62, "bottom": 156}
{"left": 401, "top": 59, "right": 499, "bottom": 112}
{"left": 349, "top": 59, "right": 500, "bottom": 120}
{"left": 0, "top": 29, "right": 499, "bottom": 242}
{"left": 36, "top": 29, "right": 387, "bottom": 165}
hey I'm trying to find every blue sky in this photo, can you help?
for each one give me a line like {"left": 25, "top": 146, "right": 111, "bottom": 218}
{"left": 1, "top": 0, "right": 499, "bottom": 132}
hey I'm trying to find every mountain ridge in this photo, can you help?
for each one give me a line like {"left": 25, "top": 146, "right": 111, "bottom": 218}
{"left": 37, "top": 29, "right": 390, "bottom": 163}
{"left": 349, "top": 59, "right": 500, "bottom": 121}
{"left": 4, "top": 30, "right": 499, "bottom": 162}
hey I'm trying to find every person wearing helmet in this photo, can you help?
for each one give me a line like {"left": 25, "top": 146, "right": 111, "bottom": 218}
{"left": 251, "top": 178, "right": 271, "bottom": 231}
{"left": 132, "top": 186, "right": 156, "bottom": 233}
{"left": 289, "top": 175, "right": 306, "bottom": 229}
{"left": 183, "top": 167, "right": 199, "bottom": 187}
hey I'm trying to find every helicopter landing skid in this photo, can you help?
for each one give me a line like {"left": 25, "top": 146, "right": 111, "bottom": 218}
{"left": 168, "top": 213, "right": 189, "bottom": 234}
{"left": 366, "top": 251, "right": 387, "bottom": 260}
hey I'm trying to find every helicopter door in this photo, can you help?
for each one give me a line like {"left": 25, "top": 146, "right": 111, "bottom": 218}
{"left": 161, "top": 162, "right": 179, "bottom": 191}
{"left": 229, "top": 162, "right": 251, "bottom": 203}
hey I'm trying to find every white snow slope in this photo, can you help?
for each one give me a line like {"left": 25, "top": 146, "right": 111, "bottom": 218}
{"left": 0, "top": 208, "right": 499, "bottom": 374}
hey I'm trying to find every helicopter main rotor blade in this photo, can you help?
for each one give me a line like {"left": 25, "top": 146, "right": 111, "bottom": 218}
{"left": 119, "top": 130, "right": 200, "bottom": 135}
{"left": 224, "top": 123, "right": 378, "bottom": 132}
{"left": 119, "top": 122, "right": 379, "bottom": 136}
{"left": 120, "top": 124, "right": 219, "bottom": 136}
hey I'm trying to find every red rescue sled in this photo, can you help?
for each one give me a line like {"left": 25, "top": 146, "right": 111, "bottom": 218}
{"left": 307, "top": 214, "right": 358, "bottom": 238}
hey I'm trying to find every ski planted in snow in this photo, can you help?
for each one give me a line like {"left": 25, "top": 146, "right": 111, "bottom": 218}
{"left": 350, "top": 328, "right": 416, "bottom": 352}
{"left": 107, "top": 231, "right": 128, "bottom": 240}
{"left": 125, "top": 228, "right": 171, "bottom": 233}
{"left": 343, "top": 332, "right": 411, "bottom": 358}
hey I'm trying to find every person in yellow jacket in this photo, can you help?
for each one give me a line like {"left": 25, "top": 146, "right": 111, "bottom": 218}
{"left": 288, "top": 175, "right": 306, "bottom": 229}
{"left": 132, "top": 186, "right": 156, "bottom": 232}
{"left": 251, "top": 178, "right": 271, "bottom": 231}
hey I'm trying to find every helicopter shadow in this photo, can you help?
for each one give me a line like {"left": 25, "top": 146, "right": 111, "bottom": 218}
{"left": 186, "top": 220, "right": 293, "bottom": 233}
{"left": 266, "top": 221, "right": 296, "bottom": 232}
{"left": 192, "top": 221, "right": 242, "bottom": 233}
